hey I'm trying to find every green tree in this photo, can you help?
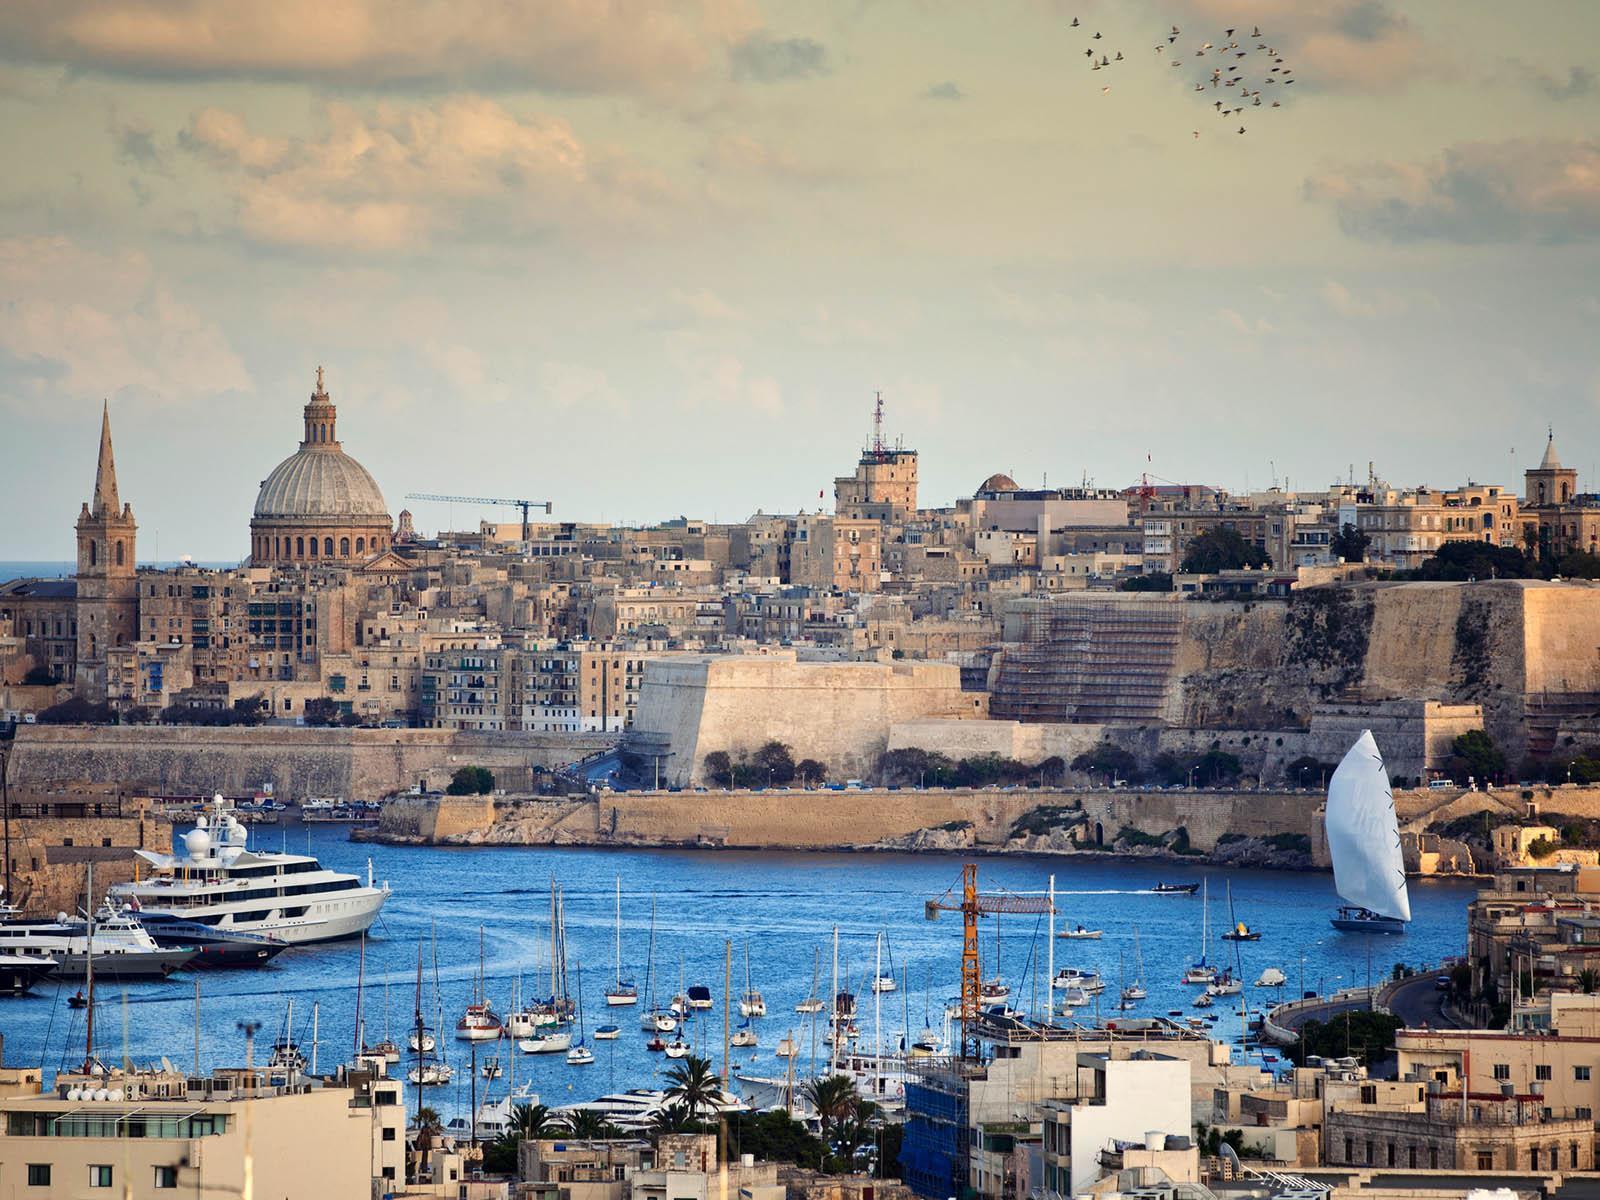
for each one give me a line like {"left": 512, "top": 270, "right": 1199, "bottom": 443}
{"left": 38, "top": 697, "right": 116, "bottom": 724}
{"left": 804, "top": 1075, "right": 861, "bottom": 1170}
{"left": 1180, "top": 527, "right": 1270, "bottom": 573}
{"left": 447, "top": 766, "right": 495, "bottom": 795}
{"left": 1119, "top": 572, "right": 1173, "bottom": 592}
{"left": 725, "top": 1110, "right": 825, "bottom": 1169}
{"left": 1284, "top": 1012, "right": 1403, "bottom": 1067}
{"left": 560, "top": 1108, "right": 618, "bottom": 1138}
{"left": 753, "top": 741, "right": 796, "bottom": 785}
{"left": 703, "top": 751, "right": 734, "bottom": 787}
{"left": 1578, "top": 969, "right": 1598, "bottom": 996}
{"left": 877, "top": 748, "right": 956, "bottom": 787}
{"left": 1330, "top": 522, "right": 1371, "bottom": 563}
{"left": 1451, "top": 729, "right": 1506, "bottom": 784}
{"left": 1417, "top": 540, "right": 1535, "bottom": 581}
{"left": 21, "top": 665, "right": 55, "bottom": 686}
{"left": 1559, "top": 550, "right": 1600, "bottom": 579}
{"left": 303, "top": 696, "right": 341, "bottom": 726}
{"left": 514, "top": 1103, "right": 554, "bottom": 1137}
{"left": 1070, "top": 742, "right": 1141, "bottom": 784}
{"left": 232, "top": 693, "right": 268, "bottom": 724}
{"left": 1193, "top": 749, "right": 1242, "bottom": 787}
{"left": 795, "top": 759, "right": 827, "bottom": 786}
{"left": 664, "top": 1055, "right": 721, "bottom": 1125}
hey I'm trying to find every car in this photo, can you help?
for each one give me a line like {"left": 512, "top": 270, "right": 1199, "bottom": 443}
{"left": 1434, "top": 976, "right": 1452, "bottom": 990}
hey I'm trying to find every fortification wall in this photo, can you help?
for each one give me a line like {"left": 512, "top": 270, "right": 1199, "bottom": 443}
{"left": 632, "top": 654, "right": 982, "bottom": 786}
{"left": 5, "top": 726, "right": 613, "bottom": 804}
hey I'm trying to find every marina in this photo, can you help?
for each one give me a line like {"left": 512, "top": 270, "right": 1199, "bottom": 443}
{"left": 0, "top": 823, "right": 1475, "bottom": 1127}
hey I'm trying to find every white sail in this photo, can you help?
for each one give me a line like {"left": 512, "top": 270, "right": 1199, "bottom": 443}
{"left": 1324, "top": 730, "right": 1411, "bottom": 921}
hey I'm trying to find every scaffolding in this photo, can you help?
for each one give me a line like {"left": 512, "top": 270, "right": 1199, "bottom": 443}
{"left": 991, "top": 594, "right": 1182, "bottom": 724}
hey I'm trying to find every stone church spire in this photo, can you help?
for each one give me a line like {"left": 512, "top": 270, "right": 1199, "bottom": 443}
{"left": 92, "top": 400, "right": 120, "bottom": 517}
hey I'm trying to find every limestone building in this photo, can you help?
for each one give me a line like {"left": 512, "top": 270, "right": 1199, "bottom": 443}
{"left": 833, "top": 394, "right": 918, "bottom": 520}
{"left": 74, "top": 405, "right": 139, "bottom": 700}
{"left": 1521, "top": 431, "right": 1600, "bottom": 559}
{"left": 250, "top": 367, "right": 394, "bottom": 568}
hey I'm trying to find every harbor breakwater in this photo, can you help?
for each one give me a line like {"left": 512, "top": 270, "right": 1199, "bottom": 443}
{"left": 3, "top": 725, "right": 614, "bottom": 803}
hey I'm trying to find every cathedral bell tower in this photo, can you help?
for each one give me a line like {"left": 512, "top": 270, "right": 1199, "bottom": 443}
{"left": 75, "top": 403, "right": 139, "bottom": 700}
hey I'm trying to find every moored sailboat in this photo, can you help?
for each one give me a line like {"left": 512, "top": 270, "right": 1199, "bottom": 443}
{"left": 1325, "top": 731, "right": 1411, "bottom": 935}
{"left": 604, "top": 876, "right": 638, "bottom": 1007}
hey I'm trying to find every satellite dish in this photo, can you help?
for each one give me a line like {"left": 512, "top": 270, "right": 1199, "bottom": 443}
{"left": 161, "top": 1056, "right": 173, "bottom": 1074}
{"left": 1219, "top": 1142, "right": 1242, "bottom": 1170}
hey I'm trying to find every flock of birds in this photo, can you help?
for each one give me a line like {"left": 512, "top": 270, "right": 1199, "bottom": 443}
{"left": 1074, "top": 16, "right": 1297, "bottom": 136}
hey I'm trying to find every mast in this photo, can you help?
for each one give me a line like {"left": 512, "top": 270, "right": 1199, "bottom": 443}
{"left": 355, "top": 930, "right": 366, "bottom": 1058}
{"left": 615, "top": 875, "right": 623, "bottom": 988}
{"left": 414, "top": 939, "right": 424, "bottom": 1135}
{"left": 829, "top": 926, "right": 838, "bottom": 1075}
{"left": 723, "top": 940, "right": 732, "bottom": 1089}
{"left": 873, "top": 932, "right": 882, "bottom": 1105}
{"left": 311, "top": 1001, "right": 320, "bottom": 1075}
{"left": 1047, "top": 874, "right": 1055, "bottom": 1022}
{"left": 83, "top": 861, "right": 95, "bottom": 1071}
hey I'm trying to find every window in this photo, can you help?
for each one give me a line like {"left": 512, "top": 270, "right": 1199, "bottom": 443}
{"left": 1344, "top": 1137, "right": 1353, "bottom": 1163}
{"left": 383, "top": 1126, "right": 397, "bottom": 1141}
{"left": 27, "top": 1164, "right": 51, "bottom": 1186}
{"left": 1364, "top": 1140, "right": 1373, "bottom": 1164}
{"left": 90, "top": 1165, "right": 113, "bottom": 1188}
{"left": 1387, "top": 1143, "right": 1395, "bottom": 1167}
{"left": 1493, "top": 1063, "right": 1510, "bottom": 1080}
{"left": 1574, "top": 1143, "right": 1582, "bottom": 1169}
{"left": 155, "top": 1165, "right": 178, "bottom": 1188}
{"left": 1408, "top": 1146, "right": 1417, "bottom": 1168}
{"left": 1537, "top": 1064, "right": 1553, "bottom": 1081}
{"left": 1577, "top": 1066, "right": 1592, "bottom": 1081}
{"left": 1476, "top": 1151, "right": 1493, "bottom": 1170}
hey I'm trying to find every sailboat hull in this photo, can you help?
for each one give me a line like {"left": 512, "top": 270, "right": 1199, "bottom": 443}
{"left": 1331, "top": 908, "right": 1406, "bottom": 934}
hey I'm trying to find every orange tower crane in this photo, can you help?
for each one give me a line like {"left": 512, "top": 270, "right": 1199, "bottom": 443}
{"left": 925, "top": 864, "right": 1055, "bottom": 1059}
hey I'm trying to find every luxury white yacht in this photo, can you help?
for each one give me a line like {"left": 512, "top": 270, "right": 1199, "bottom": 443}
{"left": 109, "top": 796, "right": 391, "bottom": 944}
{"left": 0, "top": 894, "right": 194, "bottom": 979}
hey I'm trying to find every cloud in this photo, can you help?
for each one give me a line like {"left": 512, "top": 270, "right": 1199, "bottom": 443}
{"left": 0, "top": 234, "right": 251, "bottom": 407}
{"left": 109, "top": 114, "right": 170, "bottom": 174}
{"left": 669, "top": 287, "right": 744, "bottom": 321}
{"left": 922, "top": 81, "right": 963, "bottom": 101}
{"left": 1166, "top": 0, "right": 1426, "bottom": 90}
{"left": 1220, "top": 307, "right": 1275, "bottom": 336}
{"left": 669, "top": 338, "right": 782, "bottom": 416}
{"left": 0, "top": 0, "right": 758, "bottom": 101}
{"left": 1306, "top": 139, "right": 1600, "bottom": 243}
{"left": 540, "top": 361, "right": 620, "bottom": 411}
{"left": 729, "top": 34, "right": 829, "bottom": 82}
{"left": 180, "top": 95, "right": 670, "bottom": 252}
{"left": 1509, "top": 62, "right": 1596, "bottom": 102}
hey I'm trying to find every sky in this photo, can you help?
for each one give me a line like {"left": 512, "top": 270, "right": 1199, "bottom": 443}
{"left": 1, "top": 0, "right": 1598, "bottom": 561}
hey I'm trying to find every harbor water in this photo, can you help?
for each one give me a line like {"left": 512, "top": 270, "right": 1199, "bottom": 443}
{"left": 1, "top": 824, "right": 1476, "bottom": 1119}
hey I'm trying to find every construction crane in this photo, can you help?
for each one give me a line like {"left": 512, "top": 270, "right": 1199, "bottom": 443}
{"left": 404, "top": 493, "right": 553, "bottom": 542}
{"left": 926, "top": 865, "right": 1055, "bottom": 1059}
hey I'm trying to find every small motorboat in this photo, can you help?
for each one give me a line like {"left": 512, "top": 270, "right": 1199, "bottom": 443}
{"left": 1152, "top": 882, "right": 1200, "bottom": 895}
{"left": 775, "top": 1036, "right": 798, "bottom": 1058}
{"left": 67, "top": 990, "right": 88, "bottom": 1010}
{"left": 407, "top": 1062, "right": 453, "bottom": 1086}
{"left": 646, "top": 1035, "right": 667, "bottom": 1052}
{"left": 687, "top": 985, "right": 714, "bottom": 1010}
{"left": 870, "top": 973, "right": 898, "bottom": 993}
{"left": 481, "top": 1058, "right": 503, "bottom": 1080}
{"left": 1255, "top": 967, "right": 1287, "bottom": 988}
{"left": 1221, "top": 921, "right": 1262, "bottom": 942}
{"left": 1193, "top": 993, "right": 1214, "bottom": 1008}
{"left": 1059, "top": 925, "right": 1103, "bottom": 940}
{"left": 1056, "top": 986, "right": 1090, "bottom": 1011}
{"left": 594, "top": 1024, "right": 621, "bottom": 1041}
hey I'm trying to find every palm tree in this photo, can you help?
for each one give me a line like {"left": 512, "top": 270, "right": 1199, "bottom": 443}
{"left": 650, "top": 1102, "right": 693, "bottom": 1137}
{"left": 561, "top": 1109, "right": 618, "bottom": 1139}
{"left": 665, "top": 1054, "right": 721, "bottom": 1124}
{"left": 804, "top": 1074, "right": 860, "bottom": 1164}
{"left": 414, "top": 1105, "right": 443, "bottom": 1155}
{"left": 514, "top": 1103, "right": 554, "bottom": 1138}
{"left": 1579, "top": 969, "right": 1598, "bottom": 996}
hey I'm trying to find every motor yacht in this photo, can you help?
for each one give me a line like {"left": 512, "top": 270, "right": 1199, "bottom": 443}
{"left": 0, "top": 896, "right": 195, "bottom": 979}
{"left": 110, "top": 796, "right": 390, "bottom": 944}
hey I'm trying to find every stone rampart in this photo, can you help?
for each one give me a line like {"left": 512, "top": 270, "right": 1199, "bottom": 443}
{"left": 5, "top": 725, "right": 614, "bottom": 804}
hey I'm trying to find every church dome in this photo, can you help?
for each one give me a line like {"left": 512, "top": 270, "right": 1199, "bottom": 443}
{"left": 977, "top": 473, "right": 1020, "bottom": 494}
{"left": 254, "top": 449, "right": 388, "bottom": 518}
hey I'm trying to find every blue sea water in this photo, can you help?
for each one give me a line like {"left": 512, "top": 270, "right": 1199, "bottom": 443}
{"left": 0, "top": 825, "right": 1475, "bottom": 1120}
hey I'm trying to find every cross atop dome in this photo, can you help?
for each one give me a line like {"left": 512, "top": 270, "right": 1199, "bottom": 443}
{"left": 302, "top": 365, "right": 338, "bottom": 448}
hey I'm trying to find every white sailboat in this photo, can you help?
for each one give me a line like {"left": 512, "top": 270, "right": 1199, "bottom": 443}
{"left": 566, "top": 961, "right": 594, "bottom": 1065}
{"left": 738, "top": 942, "right": 766, "bottom": 1017}
{"left": 1121, "top": 926, "right": 1147, "bottom": 1002}
{"left": 796, "top": 948, "right": 825, "bottom": 1013}
{"left": 604, "top": 876, "right": 638, "bottom": 1007}
{"left": 1180, "top": 879, "right": 1217, "bottom": 984}
{"left": 1326, "top": 730, "right": 1411, "bottom": 934}
{"left": 638, "top": 895, "right": 676, "bottom": 1032}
